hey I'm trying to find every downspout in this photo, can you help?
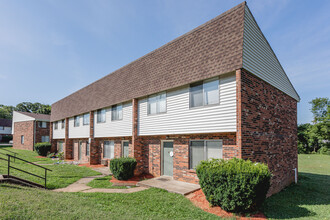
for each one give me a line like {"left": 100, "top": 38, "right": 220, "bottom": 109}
{"left": 292, "top": 168, "right": 297, "bottom": 184}
{"left": 33, "top": 120, "right": 36, "bottom": 151}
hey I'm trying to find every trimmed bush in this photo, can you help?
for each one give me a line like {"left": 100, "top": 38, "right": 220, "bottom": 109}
{"left": 196, "top": 158, "right": 271, "bottom": 213}
{"left": 34, "top": 142, "right": 51, "bottom": 156}
{"left": 110, "top": 157, "right": 137, "bottom": 180}
{"left": 1, "top": 135, "right": 12, "bottom": 143}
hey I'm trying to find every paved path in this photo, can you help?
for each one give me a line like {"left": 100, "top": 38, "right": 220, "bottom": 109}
{"left": 53, "top": 171, "right": 147, "bottom": 194}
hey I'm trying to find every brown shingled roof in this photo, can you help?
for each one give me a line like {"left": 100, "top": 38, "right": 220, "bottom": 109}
{"left": 51, "top": 2, "right": 246, "bottom": 121}
{"left": 0, "top": 119, "right": 12, "bottom": 127}
{"left": 18, "top": 112, "right": 51, "bottom": 121}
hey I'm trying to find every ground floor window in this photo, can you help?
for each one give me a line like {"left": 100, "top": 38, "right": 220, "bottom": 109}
{"left": 41, "top": 136, "right": 50, "bottom": 143}
{"left": 103, "top": 141, "right": 114, "bottom": 159}
{"left": 86, "top": 142, "right": 90, "bottom": 156}
{"left": 58, "top": 141, "right": 64, "bottom": 153}
{"left": 122, "top": 141, "right": 129, "bottom": 157}
{"left": 189, "top": 140, "right": 223, "bottom": 169}
{"left": 21, "top": 135, "right": 24, "bottom": 144}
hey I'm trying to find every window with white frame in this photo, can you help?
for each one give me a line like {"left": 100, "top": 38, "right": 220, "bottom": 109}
{"left": 103, "top": 141, "right": 114, "bottom": 159}
{"left": 54, "top": 122, "right": 58, "bottom": 130}
{"left": 97, "top": 109, "right": 106, "bottom": 123}
{"left": 86, "top": 141, "right": 90, "bottom": 156}
{"left": 38, "top": 121, "right": 47, "bottom": 128}
{"left": 61, "top": 119, "right": 65, "bottom": 129}
{"left": 189, "top": 78, "right": 219, "bottom": 108}
{"left": 111, "top": 104, "right": 122, "bottom": 121}
{"left": 74, "top": 116, "right": 80, "bottom": 127}
{"left": 148, "top": 92, "right": 166, "bottom": 115}
{"left": 83, "top": 113, "right": 90, "bottom": 125}
{"left": 189, "top": 140, "right": 223, "bottom": 169}
{"left": 41, "top": 136, "right": 50, "bottom": 143}
{"left": 21, "top": 135, "right": 24, "bottom": 144}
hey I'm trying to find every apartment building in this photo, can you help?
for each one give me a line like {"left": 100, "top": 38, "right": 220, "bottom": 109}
{"left": 0, "top": 119, "right": 12, "bottom": 142}
{"left": 50, "top": 2, "right": 299, "bottom": 195}
{"left": 12, "top": 111, "right": 50, "bottom": 151}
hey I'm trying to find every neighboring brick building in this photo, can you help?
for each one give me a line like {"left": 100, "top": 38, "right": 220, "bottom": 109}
{"left": 0, "top": 118, "right": 12, "bottom": 142}
{"left": 50, "top": 2, "right": 300, "bottom": 195}
{"left": 12, "top": 111, "right": 50, "bottom": 151}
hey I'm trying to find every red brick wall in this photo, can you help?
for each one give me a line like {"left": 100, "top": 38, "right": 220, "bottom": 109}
{"left": 35, "top": 121, "right": 50, "bottom": 143}
{"left": 239, "top": 69, "right": 298, "bottom": 195}
{"left": 13, "top": 121, "right": 34, "bottom": 151}
{"left": 137, "top": 132, "right": 236, "bottom": 183}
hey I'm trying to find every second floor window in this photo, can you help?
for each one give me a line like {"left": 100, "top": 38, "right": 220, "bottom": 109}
{"left": 112, "top": 104, "right": 123, "bottom": 121}
{"left": 38, "top": 121, "right": 47, "bottom": 128}
{"left": 190, "top": 78, "right": 219, "bottom": 108}
{"left": 61, "top": 119, "right": 65, "bottom": 129}
{"left": 74, "top": 116, "right": 80, "bottom": 127}
{"left": 83, "top": 113, "right": 90, "bottom": 125}
{"left": 148, "top": 92, "right": 166, "bottom": 115}
{"left": 54, "top": 122, "right": 58, "bottom": 130}
{"left": 97, "top": 109, "right": 106, "bottom": 123}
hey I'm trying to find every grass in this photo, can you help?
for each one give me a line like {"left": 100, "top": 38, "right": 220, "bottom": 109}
{"left": 0, "top": 147, "right": 100, "bottom": 189}
{"left": 0, "top": 186, "right": 219, "bottom": 219}
{"left": 87, "top": 175, "right": 130, "bottom": 189}
{"left": 263, "top": 154, "right": 330, "bottom": 220}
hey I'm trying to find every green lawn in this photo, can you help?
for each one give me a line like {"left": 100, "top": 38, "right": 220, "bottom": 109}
{"left": 0, "top": 147, "right": 100, "bottom": 189}
{"left": 262, "top": 154, "right": 330, "bottom": 220}
{"left": 87, "top": 175, "right": 130, "bottom": 189}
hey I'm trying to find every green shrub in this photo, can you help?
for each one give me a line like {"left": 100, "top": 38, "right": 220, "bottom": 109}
{"left": 196, "top": 158, "right": 271, "bottom": 213}
{"left": 34, "top": 142, "right": 51, "bottom": 156}
{"left": 318, "top": 146, "right": 330, "bottom": 155}
{"left": 110, "top": 157, "right": 137, "bottom": 180}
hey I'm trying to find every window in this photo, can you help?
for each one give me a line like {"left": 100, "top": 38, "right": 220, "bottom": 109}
{"left": 61, "top": 119, "right": 65, "bottom": 129}
{"left": 148, "top": 92, "right": 166, "bottom": 115}
{"left": 74, "top": 116, "right": 80, "bottom": 127}
{"left": 86, "top": 141, "right": 90, "bottom": 156}
{"left": 41, "top": 136, "right": 50, "bottom": 143}
{"left": 83, "top": 113, "right": 90, "bottom": 125}
{"left": 122, "top": 141, "right": 129, "bottom": 157}
{"left": 189, "top": 140, "right": 222, "bottom": 169}
{"left": 111, "top": 104, "right": 122, "bottom": 121}
{"left": 54, "top": 122, "right": 58, "bottom": 130}
{"left": 38, "top": 121, "right": 47, "bottom": 128}
{"left": 103, "top": 141, "right": 114, "bottom": 159}
{"left": 190, "top": 78, "right": 219, "bottom": 108}
{"left": 97, "top": 109, "right": 106, "bottom": 123}
{"left": 0, "top": 126, "right": 4, "bottom": 130}
{"left": 21, "top": 135, "right": 24, "bottom": 144}
{"left": 58, "top": 141, "right": 64, "bottom": 153}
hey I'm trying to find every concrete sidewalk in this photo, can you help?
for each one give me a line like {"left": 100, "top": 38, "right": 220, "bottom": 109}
{"left": 136, "top": 176, "right": 200, "bottom": 195}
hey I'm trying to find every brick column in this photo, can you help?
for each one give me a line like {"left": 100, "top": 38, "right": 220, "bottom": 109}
{"left": 89, "top": 111, "right": 100, "bottom": 165}
{"left": 236, "top": 68, "right": 242, "bottom": 159}
{"left": 132, "top": 98, "right": 143, "bottom": 175}
{"left": 64, "top": 118, "right": 73, "bottom": 159}
{"left": 49, "top": 122, "right": 57, "bottom": 152}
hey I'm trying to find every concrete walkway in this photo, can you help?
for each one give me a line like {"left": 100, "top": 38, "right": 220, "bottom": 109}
{"left": 53, "top": 174, "right": 147, "bottom": 193}
{"left": 137, "top": 176, "right": 200, "bottom": 195}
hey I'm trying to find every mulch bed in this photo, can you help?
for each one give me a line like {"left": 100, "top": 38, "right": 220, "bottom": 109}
{"left": 35, "top": 156, "right": 46, "bottom": 158}
{"left": 187, "top": 189, "right": 267, "bottom": 220}
{"left": 78, "top": 163, "right": 107, "bottom": 168}
{"left": 110, "top": 174, "right": 154, "bottom": 186}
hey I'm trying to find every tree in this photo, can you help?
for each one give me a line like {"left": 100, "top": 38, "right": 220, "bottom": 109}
{"left": 310, "top": 97, "right": 330, "bottom": 123}
{"left": 0, "top": 102, "right": 51, "bottom": 119}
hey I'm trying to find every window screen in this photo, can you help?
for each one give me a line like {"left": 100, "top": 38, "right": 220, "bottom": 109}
{"left": 190, "top": 78, "right": 219, "bottom": 107}
{"left": 148, "top": 92, "right": 166, "bottom": 114}
{"left": 83, "top": 113, "right": 90, "bottom": 125}
{"left": 112, "top": 105, "right": 123, "bottom": 121}
{"left": 190, "top": 140, "right": 223, "bottom": 169}
{"left": 97, "top": 109, "right": 106, "bottom": 123}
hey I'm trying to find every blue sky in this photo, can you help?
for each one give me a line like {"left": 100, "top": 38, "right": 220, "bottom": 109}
{"left": 0, "top": 0, "right": 329, "bottom": 124}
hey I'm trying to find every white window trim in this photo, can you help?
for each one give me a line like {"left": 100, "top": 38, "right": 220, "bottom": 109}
{"left": 111, "top": 104, "right": 123, "bottom": 121}
{"left": 189, "top": 77, "right": 220, "bottom": 109}
{"left": 147, "top": 92, "right": 167, "bottom": 115}
{"left": 83, "top": 113, "right": 90, "bottom": 126}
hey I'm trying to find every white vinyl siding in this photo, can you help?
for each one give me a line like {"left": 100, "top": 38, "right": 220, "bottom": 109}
{"left": 68, "top": 116, "right": 89, "bottom": 138}
{"left": 53, "top": 120, "right": 65, "bottom": 139}
{"left": 243, "top": 6, "right": 299, "bottom": 101}
{"left": 94, "top": 102, "right": 132, "bottom": 138}
{"left": 138, "top": 73, "right": 236, "bottom": 135}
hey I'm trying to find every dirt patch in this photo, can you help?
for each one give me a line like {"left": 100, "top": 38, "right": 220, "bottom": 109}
{"left": 186, "top": 189, "right": 267, "bottom": 220}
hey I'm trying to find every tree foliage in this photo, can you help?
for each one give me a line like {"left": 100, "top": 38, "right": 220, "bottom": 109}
{"left": 298, "top": 97, "right": 330, "bottom": 154}
{"left": 0, "top": 102, "right": 51, "bottom": 119}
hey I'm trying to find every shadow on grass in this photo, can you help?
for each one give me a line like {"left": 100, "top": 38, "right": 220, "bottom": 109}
{"left": 262, "top": 172, "right": 330, "bottom": 219}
